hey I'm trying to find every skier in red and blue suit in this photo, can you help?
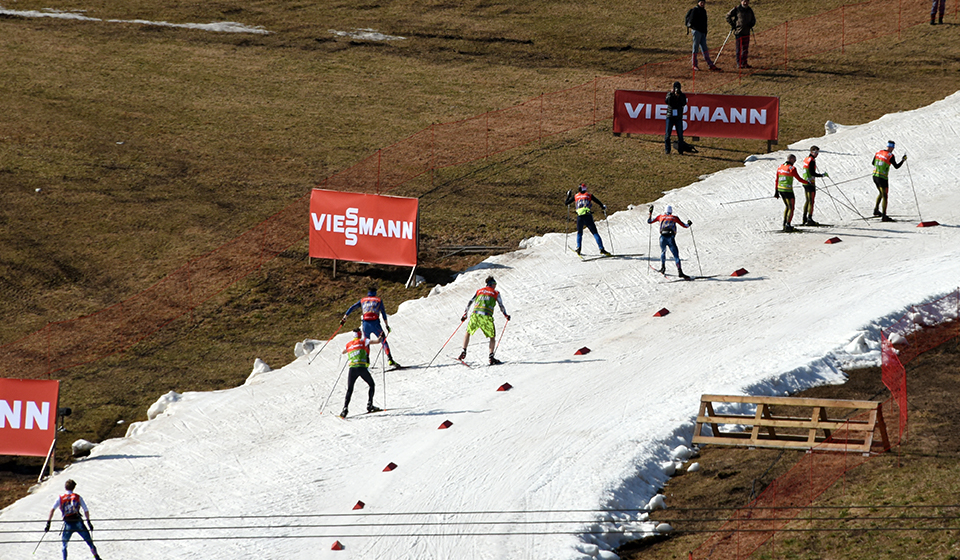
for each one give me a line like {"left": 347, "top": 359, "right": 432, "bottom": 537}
{"left": 648, "top": 205, "right": 692, "bottom": 279}
{"left": 342, "top": 287, "right": 400, "bottom": 368}
{"left": 564, "top": 183, "right": 611, "bottom": 257}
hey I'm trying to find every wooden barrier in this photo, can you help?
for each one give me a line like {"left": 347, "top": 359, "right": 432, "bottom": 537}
{"left": 692, "top": 394, "right": 889, "bottom": 455}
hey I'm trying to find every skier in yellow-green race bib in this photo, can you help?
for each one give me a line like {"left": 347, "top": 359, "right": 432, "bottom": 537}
{"left": 458, "top": 276, "right": 511, "bottom": 365}
{"left": 871, "top": 140, "right": 906, "bottom": 222}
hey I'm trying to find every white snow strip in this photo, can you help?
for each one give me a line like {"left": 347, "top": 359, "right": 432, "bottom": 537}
{"left": 0, "top": 6, "right": 270, "bottom": 34}
{"left": 2, "top": 91, "right": 960, "bottom": 560}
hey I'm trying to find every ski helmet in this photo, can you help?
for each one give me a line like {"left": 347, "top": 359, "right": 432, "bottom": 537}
{"left": 579, "top": 183, "right": 587, "bottom": 193}
{"left": 367, "top": 286, "right": 377, "bottom": 296}
{"left": 485, "top": 276, "right": 496, "bottom": 287}
{"left": 887, "top": 140, "right": 895, "bottom": 150}
{"left": 666, "top": 205, "right": 673, "bottom": 215}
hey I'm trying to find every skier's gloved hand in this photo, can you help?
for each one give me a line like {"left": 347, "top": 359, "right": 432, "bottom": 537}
{"left": 822, "top": 172, "right": 829, "bottom": 178}
{"left": 566, "top": 189, "right": 572, "bottom": 198}
{"left": 648, "top": 205, "right": 654, "bottom": 214}
{"left": 87, "top": 521, "right": 94, "bottom": 531}
{"left": 774, "top": 191, "right": 780, "bottom": 199}
{"left": 602, "top": 205, "right": 607, "bottom": 210}
{"left": 902, "top": 154, "right": 908, "bottom": 161}
{"left": 387, "top": 326, "right": 392, "bottom": 333}
{"left": 44, "top": 521, "right": 50, "bottom": 533}
{"left": 339, "top": 316, "right": 346, "bottom": 326}
{"left": 461, "top": 313, "right": 467, "bottom": 322}
{"left": 687, "top": 220, "right": 693, "bottom": 226}
{"left": 505, "top": 314, "right": 511, "bottom": 321}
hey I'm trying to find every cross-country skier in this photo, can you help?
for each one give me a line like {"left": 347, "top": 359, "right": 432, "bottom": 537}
{"left": 774, "top": 154, "right": 810, "bottom": 232}
{"left": 800, "top": 146, "right": 828, "bottom": 226}
{"left": 871, "top": 140, "right": 906, "bottom": 222}
{"left": 341, "top": 286, "right": 400, "bottom": 368}
{"left": 458, "top": 276, "right": 511, "bottom": 365}
{"left": 45, "top": 479, "right": 102, "bottom": 560}
{"left": 564, "top": 183, "right": 611, "bottom": 257}
{"left": 648, "top": 205, "right": 692, "bottom": 279}
{"left": 340, "top": 328, "right": 382, "bottom": 418}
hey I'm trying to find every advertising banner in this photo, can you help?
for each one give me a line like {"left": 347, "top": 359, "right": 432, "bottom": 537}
{"left": 309, "top": 190, "right": 419, "bottom": 267}
{"left": 613, "top": 90, "right": 780, "bottom": 141}
{"left": 0, "top": 378, "right": 59, "bottom": 457}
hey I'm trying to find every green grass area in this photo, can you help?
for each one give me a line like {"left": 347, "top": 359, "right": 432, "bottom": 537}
{"left": 1, "top": 4, "right": 959, "bottom": 556}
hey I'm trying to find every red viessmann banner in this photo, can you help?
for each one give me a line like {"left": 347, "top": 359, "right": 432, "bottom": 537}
{"left": 0, "top": 378, "right": 59, "bottom": 457}
{"left": 613, "top": 90, "right": 779, "bottom": 141}
{"left": 309, "top": 190, "right": 419, "bottom": 267}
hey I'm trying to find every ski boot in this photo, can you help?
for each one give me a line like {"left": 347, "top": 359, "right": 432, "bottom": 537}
{"left": 367, "top": 404, "right": 382, "bottom": 413}
{"left": 677, "top": 264, "right": 691, "bottom": 280}
{"left": 873, "top": 208, "right": 882, "bottom": 217}
{"left": 388, "top": 358, "right": 401, "bottom": 368}
{"left": 575, "top": 247, "right": 582, "bottom": 256}
{"left": 658, "top": 264, "right": 665, "bottom": 274}
{"left": 881, "top": 214, "right": 895, "bottom": 222}
{"left": 489, "top": 354, "right": 502, "bottom": 365}
{"left": 457, "top": 349, "right": 467, "bottom": 361}
{"left": 339, "top": 407, "right": 348, "bottom": 419}
{"left": 600, "top": 249, "right": 612, "bottom": 256}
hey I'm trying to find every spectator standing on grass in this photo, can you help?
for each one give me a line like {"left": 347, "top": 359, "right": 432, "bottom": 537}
{"left": 341, "top": 286, "right": 400, "bottom": 368}
{"left": 800, "top": 145, "right": 827, "bottom": 226}
{"left": 46, "top": 479, "right": 102, "bottom": 560}
{"left": 931, "top": 0, "right": 945, "bottom": 24}
{"left": 340, "top": 328, "right": 382, "bottom": 417}
{"left": 774, "top": 154, "right": 810, "bottom": 232}
{"left": 686, "top": 0, "right": 721, "bottom": 71}
{"left": 664, "top": 81, "right": 688, "bottom": 155}
{"left": 648, "top": 205, "right": 692, "bottom": 279}
{"left": 871, "top": 140, "right": 906, "bottom": 222}
{"left": 458, "top": 276, "right": 510, "bottom": 365}
{"left": 564, "top": 183, "right": 611, "bottom": 256}
{"left": 726, "top": 0, "right": 756, "bottom": 69}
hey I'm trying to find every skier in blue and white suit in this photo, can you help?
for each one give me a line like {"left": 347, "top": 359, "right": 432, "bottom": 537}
{"left": 648, "top": 205, "right": 692, "bottom": 279}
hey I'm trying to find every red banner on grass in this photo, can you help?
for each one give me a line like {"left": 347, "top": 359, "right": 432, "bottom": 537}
{"left": 309, "top": 190, "right": 419, "bottom": 267}
{"left": 0, "top": 378, "right": 59, "bottom": 457}
{"left": 613, "top": 90, "right": 779, "bottom": 141}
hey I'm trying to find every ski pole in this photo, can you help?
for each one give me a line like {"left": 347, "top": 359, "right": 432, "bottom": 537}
{"left": 307, "top": 323, "right": 344, "bottom": 365}
{"left": 823, "top": 172, "right": 871, "bottom": 223}
{"left": 602, "top": 207, "right": 614, "bottom": 254}
{"left": 495, "top": 318, "right": 510, "bottom": 355}
{"left": 426, "top": 320, "right": 465, "bottom": 368}
{"left": 647, "top": 206, "right": 653, "bottom": 274}
{"left": 688, "top": 223, "right": 704, "bottom": 277}
{"left": 565, "top": 202, "right": 571, "bottom": 252}
{"left": 715, "top": 29, "right": 732, "bottom": 63}
{"left": 720, "top": 195, "right": 771, "bottom": 205}
{"left": 904, "top": 156, "right": 923, "bottom": 223}
{"left": 33, "top": 529, "right": 46, "bottom": 555}
{"left": 320, "top": 356, "right": 349, "bottom": 414}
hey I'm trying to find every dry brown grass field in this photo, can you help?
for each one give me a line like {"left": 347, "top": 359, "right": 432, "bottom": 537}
{"left": 2, "top": 0, "right": 959, "bottom": 556}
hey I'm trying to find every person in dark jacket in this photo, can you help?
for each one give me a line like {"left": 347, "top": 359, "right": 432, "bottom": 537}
{"left": 687, "top": 0, "right": 721, "bottom": 71}
{"left": 726, "top": 0, "right": 756, "bottom": 69}
{"left": 664, "top": 82, "right": 688, "bottom": 155}
{"left": 564, "top": 183, "right": 610, "bottom": 256}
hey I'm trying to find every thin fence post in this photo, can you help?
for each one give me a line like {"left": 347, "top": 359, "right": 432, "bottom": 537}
{"left": 485, "top": 112, "right": 489, "bottom": 159}
{"left": 593, "top": 77, "right": 598, "bottom": 126}
{"left": 841, "top": 6, "right": 846, "bottom": 53}
{"left": 539, "top": 94, "right": 544, "bottom": 144}
{"left": 784, "top": 21, "right": 789, "bottom": 67}
{"left": 376, "top": 149, "right": 382, "bottom": 194}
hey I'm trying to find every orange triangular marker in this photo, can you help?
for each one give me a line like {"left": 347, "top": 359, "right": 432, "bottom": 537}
{"left": 574, "top": 347, "right": 591, "bottom": 355}
{"left": 654, "top": 308, "right": 670, "bottom": 317}
{"left": 353, "top": 500, "right": 365, "bottom": 510}
{"left": 383, "top": 462, "right": 397, "bottom": 472}
{"left": 497, "top": 382, "right": 513, "bottom": 391}
{"left": 439, "top": 420, "right": 453, "bottom": 429}
{"left": 918, "top": 221, "right": 940, "bottom": 227}
{"left": 731, "top": 268, "right": 748, "bottom": 277}
{"left": 332, "top": 540, "right": 344, "bottom": 550}
{"left": 825, "top": 237, "right": 842, "bottom": 244}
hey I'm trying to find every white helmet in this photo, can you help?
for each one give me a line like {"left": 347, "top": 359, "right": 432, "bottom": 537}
{"left": 666, "top": 205, "right": 673, "bottom": 215}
